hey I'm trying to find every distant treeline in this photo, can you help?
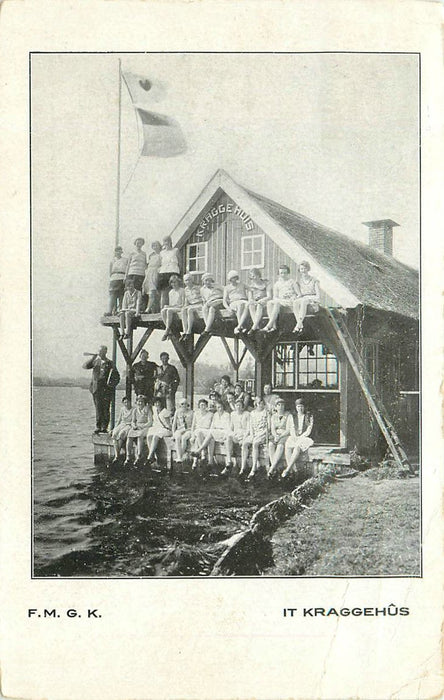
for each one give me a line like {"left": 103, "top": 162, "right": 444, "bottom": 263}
{"left": 34, "top": 376, "right": 92, "bottom": 388}
{"left": 34, "top": 358, "right": 254, "bottom": 393}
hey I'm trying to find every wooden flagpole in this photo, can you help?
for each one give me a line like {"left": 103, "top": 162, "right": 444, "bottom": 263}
{"left": 111, "top": 58, "right": 122, "bottom": 429}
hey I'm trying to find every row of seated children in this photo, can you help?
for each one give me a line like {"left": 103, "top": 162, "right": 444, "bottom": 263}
{"left": 111, "top": 391, "right": 314, "bottom": 481}
{"left": 111, "top": 251, "right": 321, "bottom": 339}
{"left": 161, "top": 262, "right": 320, "bottom": 340}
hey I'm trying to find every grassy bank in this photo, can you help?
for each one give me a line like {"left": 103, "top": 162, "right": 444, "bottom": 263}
{"left": 265, "top": 474, "right": 420, "bottom": 576}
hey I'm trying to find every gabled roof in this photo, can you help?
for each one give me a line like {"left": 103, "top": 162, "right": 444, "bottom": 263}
{"left": 170, "top": 169, "right": 419, "bottom": 319}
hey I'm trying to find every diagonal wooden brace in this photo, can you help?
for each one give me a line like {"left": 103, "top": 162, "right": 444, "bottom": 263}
{"left": 113, "top": 327, "right": 131, "bottom": 365}
{"left": 131, "top": 328, "right": 154, "bottom": 363}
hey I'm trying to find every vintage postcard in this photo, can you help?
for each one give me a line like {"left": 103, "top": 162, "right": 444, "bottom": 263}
{"left": 0, "top": 1, "right": 442, "bottom": 698}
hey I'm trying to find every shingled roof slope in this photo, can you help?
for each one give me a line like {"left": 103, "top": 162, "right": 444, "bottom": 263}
{"left": 245, "top": 187, "right": 419, "bottom": 319}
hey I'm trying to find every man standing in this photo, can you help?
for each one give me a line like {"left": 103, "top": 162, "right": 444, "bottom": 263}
{"left": 83, "top": 345, "right": 120, "bottom": 434}
{"left": 154, "top": 352, "right": 180, "bottom": 411}
{"left": 131, "top": 349, "right": 158, "bottom": 403}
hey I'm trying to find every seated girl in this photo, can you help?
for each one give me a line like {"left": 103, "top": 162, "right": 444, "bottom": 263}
{"left": 172, "top": 398, "right": 194, "bottom": 464}
{"left": 240, "top": 396, "right": 269, "bottom": 479}
{"left": 125, "top": 395, "right": 153, "bottom": 466}
{"left": 293, "top": 261, "right": 321, "bottom": 333}
{"left": 208, "top": 389, "right": 221, "bottom": 413}
{"left": 246, "top": 268, "right": 272, "bottom": 333}
{"left": 224, "top": 388, "right": 236, "bottom": 413}
{"left": 197, "top": 399, "right": 232, "bottom": 469}
{"left": 267, "top": 397, "right": 293, "bottom": 478}
{"left": 146, "top": 397, "right": 173, "bottom": 465}
{"left": 143, "top": 240, "right": 162, "bottom": 313}
{"left": 180, "top": 273, "right": 203, "bottom": 340}
{"left": 282, "top": 398, "right": 314, "bottom": 478}
{"left": 189, "top": 398, "right": 214, "bottom": 470}
{"left": 200, "top": 273, "right": 224, "bottom": 335}
{"left": 223, "top": 398, "right": 250, "bottom": 474}
{"left": 119, "top": 278, "right": 142, "bottom": 339}
{"left": 223, "top": 270, "right": 249, "bottom": 334}
{"left": 263, "top": 264, "right": 299, "bottom": 333}
{"left": 161, "top": 274, "right": 185, "bottom": 341}
{"left": 111, "top": 396, "right": 133, "bottom": 462}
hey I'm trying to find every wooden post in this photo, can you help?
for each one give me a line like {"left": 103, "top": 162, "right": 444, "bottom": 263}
{"left": 125, "top": 329, "right": 133, "bottom": 401}
{"left": 185, "top": 335, "right": 195, "bottom": 407}
{"left": 110, "top": 337, "right": 117, "bottom": 429}
{"left": 255, "top": 358, "right": 264, "bottom": 397}
{"left": 111, "top": 60, "right": 122, "bottom": 428}
{"left": 185, "top": 360, "right": 194, "bottom": 407}
{"left": 234, "top": 337, "right": 239, "bottom": 383}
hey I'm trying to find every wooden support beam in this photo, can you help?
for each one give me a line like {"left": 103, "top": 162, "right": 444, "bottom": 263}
{"left": 255, "top": 358, "right": 264, "bottom": 397}
{"left": 234, "top": 337, "right": 239, "bottom": 382}
{"left": 131, "top": 327, "right": 154, "bottom": 363}
{"left": 169, "top": 335, "right": 192, "bottom": 368}
{"left": 192, "top": 333, "right": 211, "bottom": 362}
{"left": 185, "top": 338, "right": 195, "bottom": 408}
{"left": 237, "top": 344, "right": 249, "bottom": 368}
{"left": 239, "top": 334, "right": 260, "bottom": 361}
{"left": 110, "top": 333, "right": 117, "bottom": 429}
{"left": 113, "top": 328, "right": 131, "bottom": 365}
{"left": 125, "top": 331, "right": 133, "bottom": 401}
{"left": 220, "top": 336, "right": 237, "bottom": 370}
{"left": 259, "top": 331, "right": 282, "bottom": 361}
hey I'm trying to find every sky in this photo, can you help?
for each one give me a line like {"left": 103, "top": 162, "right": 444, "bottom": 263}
{"left": 31, "top": 52, "right": 419, "bottom": 378}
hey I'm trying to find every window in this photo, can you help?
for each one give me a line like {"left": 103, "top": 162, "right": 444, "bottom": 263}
{"left": 363, "top": 340, "right": 379, "bottom": 387}
{"left": 273, "top": 342, "right": 339, "bottom": 390}
{"left": 241, "top": 234, "right": 264, "bottom": 269}
{"left": 273, "top": 343, "right": 296, "bottom": 388}
{"left": 186, "top": 242, "right": 208, "bottom": 274}
{"left": 398, "top": 340, "right": 419, "bottom": 393}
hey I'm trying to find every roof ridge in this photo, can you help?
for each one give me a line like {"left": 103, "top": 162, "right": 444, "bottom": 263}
{"left": 243, "top": 184, "right": 418, "bottom": 274}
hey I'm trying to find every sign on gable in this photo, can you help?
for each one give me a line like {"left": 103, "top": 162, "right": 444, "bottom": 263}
{"left": 196, "top": 201, "right": 254, "bottom": 238}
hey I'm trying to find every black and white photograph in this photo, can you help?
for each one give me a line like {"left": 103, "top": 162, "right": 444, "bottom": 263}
{"left": 32, "top": 51, "right": 420, "bottom": 579}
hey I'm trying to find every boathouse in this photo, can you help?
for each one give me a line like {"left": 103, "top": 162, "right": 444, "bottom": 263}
{"left": 101, "top": 169, "right": 419, "bottom": 463}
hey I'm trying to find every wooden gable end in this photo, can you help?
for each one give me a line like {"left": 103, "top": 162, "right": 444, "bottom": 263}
{"left": 177, "top": 191, "right": 339, "bottom": 308}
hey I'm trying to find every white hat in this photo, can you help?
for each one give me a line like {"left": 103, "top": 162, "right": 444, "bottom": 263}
{"left": 227, "top": 269, "right": 239, "bottom": 280}
{"left": 201, "top": 272, "right": 214, "bottom": 282}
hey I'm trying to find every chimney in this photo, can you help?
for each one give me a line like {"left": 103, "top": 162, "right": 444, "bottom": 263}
{"left": 362, "top": 219, "right": 399, "bottom": 256}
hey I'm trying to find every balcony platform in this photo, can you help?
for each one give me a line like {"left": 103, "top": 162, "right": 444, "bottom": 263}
{"left": 100, "top": 308, "right": 320, "bottom": 339}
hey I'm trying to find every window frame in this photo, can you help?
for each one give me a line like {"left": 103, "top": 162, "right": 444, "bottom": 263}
{"left": 185, "top": 241, "right": 208, "bottom": 276}
{"left": 363, "top": 339, "right": 380, "bottom": 388}
{"left": 397, "top": 339, "right": 419, "bottom": 394}
{"left": 272, "top": 340, "right": 340, "bottom": 392}
{"left": 240, "top": 233, "right": 265, "bottom": 270}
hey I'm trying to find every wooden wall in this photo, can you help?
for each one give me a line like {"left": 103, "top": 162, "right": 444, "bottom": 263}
{"left": 178, "top": 192, "right": 339, "bottom": 308}
{"left": 344, "top": 308, "right": 419, "bottom": 458}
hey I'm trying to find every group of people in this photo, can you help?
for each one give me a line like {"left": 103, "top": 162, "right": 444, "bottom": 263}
{"left": 106, "top": 235, "right": 180, "bottom": 338}
{"left": 159, "top": 261, "right": 319, "bottom": 340}
{"left": 83, "top": 347, "right": 180, "bottom": 434}
{"left": 109, "top": 371, "right": 314, "bottom": 481}
{"left": 107, "top": 235, "right": 321, "bottom": 339}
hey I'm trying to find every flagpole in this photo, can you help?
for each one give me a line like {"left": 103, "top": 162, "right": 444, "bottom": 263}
{"left": 115, "top": 57, "right": 122, "bottom": 247}
{"left": 111, "top": 57, "right": 122, "bottom": 429}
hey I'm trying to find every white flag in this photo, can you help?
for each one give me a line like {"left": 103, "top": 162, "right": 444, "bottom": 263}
{"left": 122, "top": 72, "right": 166, "bottom": 106}
{"left": 137, "top": 108, "right": 187, "bottom": 158}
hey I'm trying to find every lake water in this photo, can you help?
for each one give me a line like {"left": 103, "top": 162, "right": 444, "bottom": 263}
{"left": 33, "top": 387, "right": 284, "bottom": 577}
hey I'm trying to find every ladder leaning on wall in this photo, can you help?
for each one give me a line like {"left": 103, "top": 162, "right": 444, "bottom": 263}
{"left": 324, "top": 307, "right": 411, "bottom": 471}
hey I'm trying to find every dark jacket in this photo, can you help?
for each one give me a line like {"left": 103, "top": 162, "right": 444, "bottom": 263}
{"left": 83, "top": 355, "right": 119, "bottom": 394}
